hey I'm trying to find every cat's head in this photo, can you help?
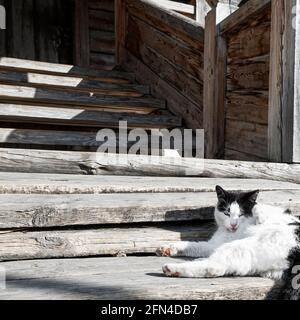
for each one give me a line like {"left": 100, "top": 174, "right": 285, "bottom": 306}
{"left": 215, "top": 185, "right": 259, "bottom": 233}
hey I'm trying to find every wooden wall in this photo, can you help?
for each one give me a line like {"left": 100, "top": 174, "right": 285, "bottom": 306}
{"left": 0, "top": 0, "right": 74, "bottom": 64}
{"left": 0, "top": 0, "right": 116, "bottom": 69}
{"left": 120, "top": 0, "right": 204, "bottom": 129}
{"left": 222, "top": 4, "right": 271, "bottom": 161}
{"left": 88, "top": 0, "right": 115, "bottom": 69}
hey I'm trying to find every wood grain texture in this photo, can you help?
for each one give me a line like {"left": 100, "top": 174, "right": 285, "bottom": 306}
{"left": 225, "top": 4, "right": 271, "bottom": 161}
{"left": 1, "top": 172, "right": 299, "bottom": 194}
{"left": 0, "top": 224, "right": 215, "bottom": 260}
{"left": 2, "top": 148, "right": 300, "bottom": 183}
{"left": 0, "top": 256, "right": 276, "bottom": 300}
{"left": 126, "top": 0, "right": 204, "bottom": 50}
{"left": 122, "top": 49, "right": 203, "bottom": 129}
{"left": 203, "top": 7, "right": 217, "bottom": 158}
{"left": 0, "top": 190, "right": 299, "bottom": 229}
{"left": 0, "top": 69, "right": 149, "bottom": 97}
{"left": 0, "top": 104, "right": 180, "bottom": 128}
{"left": 268, "top": 0, "right": 300, "bottom": 163}
{"left": 0, "top": 84, "right": 165, "bottom": 112}
{"left": 75, "top": 0, "right": 90, "bottom": 67}
{"left": 126, "top": 16, "right": 203, "bottom": 107}
{"left": 0, "top": 57, "right": 135, "bottom": 82}
{"left": 219, "top": 0, "right": 271, "bottom": 36}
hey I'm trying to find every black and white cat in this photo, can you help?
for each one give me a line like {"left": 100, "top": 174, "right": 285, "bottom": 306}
{"left": 156, "top": 186, "right": 300, "bottom": 299}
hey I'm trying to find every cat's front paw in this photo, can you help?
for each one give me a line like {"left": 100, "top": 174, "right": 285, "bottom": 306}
{"left": 162, "top": 264, "right": 182, "bottom": 277}
{"left": 156, "top": 245, "right": 178, "bottom": 257}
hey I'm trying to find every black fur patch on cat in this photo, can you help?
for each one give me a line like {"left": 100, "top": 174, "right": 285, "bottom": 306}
{"left": 215, "top": 186, "right": 259, "bottom": 217}
{"left": 270, "top": 223, "right": 300, "bottom": 300}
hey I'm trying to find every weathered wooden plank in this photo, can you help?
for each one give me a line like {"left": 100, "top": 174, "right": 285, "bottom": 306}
{"left": 226, "top": 91, "right": 269, "bottom": 125}
{"left": 0, "top": 190, "right": 299, "bottom": 229}
{"left": 2, "top": 148, "right": 300, "bottom": 183}
{"left": 75, "top": 0, "right": 90, "bottom": 67}
{"left": 0, "top": 57, "right": 135, "bottom": 82}
{"left": 122, "top": 48, "right": 203, "bottom": 129}
{"left": 1, "top": 172, "right": 299, "bottom": 195}
{"left": 203, "top": 7, "right": 217, "bottom": 159}
{"left": 0, "top": 193, "right": 214, "bottom": 228}
{"left": 0, "top": 257, "right": 275, "bottom": 300}
{"left": 224, "top": 148, "right": 268, "bottom": 162}
{"left": 126, "top": 0, "right": 204, "bottom": 51}
{"left": 0, "top": 148, "right": 205, "bottom": 176}
{"left": 89, "top": 9, "right": 115, "bottom": 32}
{"left": 126, "top": 14, "right": 204, "bottom": 81}
{"left": 155, "top": 0, "right": 195, "bottom": 14}
{"left": 0, "top": 70, "right": 149, "bottom": 97}
{"left": 89, "top": 0, "right": 115, "bottom": 12}
{"left": 0, "top": 84, "right": 165, "bottom": 112}
{"left": 227, "top": 62, "right": 269, "bottom": 91}
{"left": 90, "top": 30, "right": 115, "bottom": 55}
{"left": 219, "top": 0, "right": 271, "bottom": 35}
{"left": 126, "top": 18, "right": 203, "bottom": 106}
{"left": 0, "top": 104, "right": 180, "bottom": 128}
{"left": 0, "top": 224, "right": 215, "bottom": 260}
{"left": 268, "top": 0, "right": 300, "bottom": 163}
{"left": 215, "top": 33, "right": 227, "bottom": 159}
{"left": 227, "top": 15, "right": 271, "bottom": 61}
{"left": 90, "top": 52, "right": 115, "bottom": 70}
{"left": 225, "top": 119, "right": 268, "bottom": 159}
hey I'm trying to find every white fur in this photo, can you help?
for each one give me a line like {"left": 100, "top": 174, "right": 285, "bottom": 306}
{"left": 158, "top": 203, "right": 299, "bottom": 279}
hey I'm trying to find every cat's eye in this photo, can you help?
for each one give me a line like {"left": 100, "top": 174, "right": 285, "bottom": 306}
{"left": 224, "top": 212, "right": 230, "bottom": 217}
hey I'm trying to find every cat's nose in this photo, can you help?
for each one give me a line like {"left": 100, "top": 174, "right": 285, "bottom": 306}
{"left": 230, "top": 223, "right": 238, "bottom": 228}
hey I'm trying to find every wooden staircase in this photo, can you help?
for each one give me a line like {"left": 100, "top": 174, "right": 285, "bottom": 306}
{"left": 0, "top": 58, "right": 297, "bottom": 299}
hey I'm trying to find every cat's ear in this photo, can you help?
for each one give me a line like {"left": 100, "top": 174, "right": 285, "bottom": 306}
{"left": 215, "top": 185, "right": 227, "bottom": 200}
{"left": 242, "top": 190, "right": 259, "bottom": 203}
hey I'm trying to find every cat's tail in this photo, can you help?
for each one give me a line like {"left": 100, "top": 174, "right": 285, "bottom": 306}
{"left": 271, "top": 224, "right": 300, "bottom": 300}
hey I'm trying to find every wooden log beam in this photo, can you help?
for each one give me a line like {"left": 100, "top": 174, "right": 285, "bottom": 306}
{"left": 1, "top": 172, "right": 299, "bottom": 194}
{"left": 0, "top": 190, "right": 299, "bottom": 229}
{"left": 153, "top": 0, "right": 195, "bottom": 15}
{"left": 0, "top": 224, "right": 215, "bottom": 261}
{"left": 2, "top": 149, "right": 300, "bottom": 183}
{"left": 219, "top": 0, "right": 271, "bottom": 35}
{"left": 268, "top": 0, "right": 300, "bottom": 163}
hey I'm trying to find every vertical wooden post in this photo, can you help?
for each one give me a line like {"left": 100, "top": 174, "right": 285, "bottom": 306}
{"left": 203, "top": 6, "right": 217, "bottom": 159}
{"left": 204, "top": 1, "right": 226, "bottom": 159}
{"left": 215, "top": 32, "right": 227, "bottom": 159}
{"left": 268, "top": 0, "right": 300, "bottom": 163}
{"left": 115, "top": 0, "right": 126, "bottom": 66}
{"left": 75, "top": 0, "right": 90, "bottom": 67}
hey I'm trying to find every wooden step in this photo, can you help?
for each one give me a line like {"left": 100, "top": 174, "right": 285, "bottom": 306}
{"left": 0, "top": 256, "right": 276, "bottom": 300}
{"left": 0, "top": 104, "right": 179, "bottom": 128}
{"left": 0, "top": 148, "right": 204, "bottom": 175}
{"left": 0, "top": 85, "right": 165, "bottom": 113}
{"left": 2, "top": 149, "right": 300, "bottom": 180}
{"left": 0, "top": 57, "right": 135, "bottom": 83}
{"left": 1, "top": 173, "right": 299, "bottom": 194}
{"left": 0, "top": 224, "right": 214, "bottom": 261}
{"left": 0, "top": 69, "right": 149, "bottom": 97}
{"left": 0, "top": 190, "right": 299, "bottom": 229}
{"left": 0, "top": 127, "right": 182, "bottom": 154}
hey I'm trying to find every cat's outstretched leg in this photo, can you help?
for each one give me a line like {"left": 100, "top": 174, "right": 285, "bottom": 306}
{"left": 156, "top": 241, "right": 215, "bottom": 258}
{"left": 162, "top": 237, "right": 289, "bottom": 278}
